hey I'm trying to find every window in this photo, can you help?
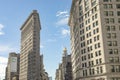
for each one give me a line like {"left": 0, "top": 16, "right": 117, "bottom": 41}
{"left": 108, "top": 41, "right": 112, "bottom": 46}
{"left": 111, "top": 65, "right": 120, "bottom": 73}
{"left": 111, "top": 26, "right": 116, "bottom": 31}
{"left": 100, "top": 66, "right": 103, "bottom": 73}
{"left": 109, "top": 57, "right": 119, "bottom": 63}
{"left": 95, "top": 51, "right": 98, "bottom": 56}
{"left": 104, "top": 11, "right": 109, "bottom": 16}
{"left": 105, "top": 18, "right": 109, "bottom": 23}
{"left": 92, "top": 68, "right": 95, "bottom": 74}
{"left": 116, "top": 65, "right": 120, "bottom": 72}
{"left": 109, "top": 57, "right": 114, "bottom": 62}
{"left": 109, "top": 49, "right": 113, "bottom": 54}
{"left": 116, "top": 0, "right": 120, "bottom": 2}
{"left": 110, "top": 18, "right": 115, "bottom": 23}
{"left": 97, "top": 67, "right": 99, "bottom": 74}
{"left": 114, "top": 49, "right": 118, "bottom": 54}
{"left": 117, "top": 11, "right": 120, "bottom": 16}
{"left": 96, "top": 59, "right": 99, "bottom": 64}
{"left": 112, "top": 33, "right": 116, "bottom": 38}
{"left": 109, "top": 49, "right": 118, "bottom": 54}
{"left": 106, "top": 25, "right": 110, "bottom": 31}
{"left": 103, "top": 0, "right": 112, "bottom": 2}
{"left": 95, "top": 43, "right": 101, "bottom": 49}
{"left": 89, "top": 68, "right": 92, "bottom": 75}
{"left": 99, "top": 50, "right": 101, "bottom": 55}
{"left": 118, "top": 18, "right": 120, "bottom": 23}
{"left": 108, "top": 41, "right": 117, "bottom": 46}
{"left": 95, "top": 14, "right": 97, "bottom": 19}
{"left": 99, "top": 58, "right": 102, "bottom": 64}
{"left": 109, "top": 11, "right": 114, "bottom": 16}
{"left": 113, "top": 41, "right": 117, "bottom": 46}
{"left": 116, "top": 4, "right": 120, "bottom": 9}
{"left": 92, "top": 6, "right": 97, "bottom": 14}
{"left": 111, "top": 65, "right": 115, "bottom": 72}
{"left": 114, "top": 57, "right": 119, "bottom": 62}
{"left": 91, "top": 0, "right": 96, "bottom": 7}
{"left": 86, "top": 25, "right": 91, "bottom": 31}
{"left": 104, "top": 4, "right": 113, "bottom": 9}
{"left": 104, "top": 11, "right": 114, "bottom": 16}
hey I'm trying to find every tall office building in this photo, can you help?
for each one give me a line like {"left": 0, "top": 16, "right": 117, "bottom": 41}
{"left": 5, "top": 52, "right": 20, "bottom": 80}
{"left": 55, "top": 48, "right": 72, "bottom": 80}
{"left": 19, "top": 10, "right": 41, "bottom": 80}
{"left": 68, "top": 0, "right": 120, "bottom": 80}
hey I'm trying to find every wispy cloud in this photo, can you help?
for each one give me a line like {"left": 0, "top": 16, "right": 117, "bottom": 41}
{"left": 56, "top": 17, "right": 69, "bottom": 26}
{"left": 56, "top": 10, "right": 69, "bottom": 26}
{"left": 0, "top": 57, "right": 8, "bottom": 79}
{"left": 0, "top": 57, "right": 8, "bottom": 65}
{"left": 47, "top": 39, "right": 57, "bottom": 42}
{"left": 0, "top": 24, "right": 5, "bottom": 35}
{"left": 61, "top": 28, "right": 70, "bottom": 37}
{"left": 56, "top": 11, "right": 69, "bottom": 17}
{"left": 40, "top": 44, "right": 44, "bottom": 48}
{"left": 0, "top": 44, "right": 19, "bottom": 55}
{"left": 0, "top": 45, "right": 16, "bottom": 52}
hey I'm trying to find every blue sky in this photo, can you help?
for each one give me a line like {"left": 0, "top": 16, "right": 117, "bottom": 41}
{"left": 0, "top": 0, "right": 72, "bottom": 79}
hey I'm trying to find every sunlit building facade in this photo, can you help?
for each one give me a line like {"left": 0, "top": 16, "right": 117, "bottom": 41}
{"left": 5, "top": 52, "right": 20, "bottom": 80}
{"left": 19, "top": 10, "right": 41, "bottom": 80}
{"left": 68, "top": 0, "right": 120, "bottom": 80}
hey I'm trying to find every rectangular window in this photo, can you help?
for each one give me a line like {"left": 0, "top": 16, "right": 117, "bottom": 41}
{"left": 116, "top": 0, "right": 120, "bottom": 2}
{"left": 111, "top": 65, "right": 115, "bottom": 72}
{"left": 99, "top": 58, "right": 102, "bottom": 64}
{"left": 105, "top": 18, "right": 109, "bottom": 23}
{"left": 96, "top": 59, "right": 99, "bottom": 64}
{"left": 112, "top": 33, "right": 116, "bottom": 38}
{"left": 109, "top": 57, "right": 114, "bottom": 62}
{"left": 110, "top": 18, "right": 114, "bottom": 23}
{"left": 113, "top": 41, "right": 117, "bottom": 46}
{"left": 99, "top": 50, "right": 101, "bottom": 55}
{"left": 116, "top": 4, "right": 120, "bottom": 9}
{"left": 109, "top": 11, "right": 114, "bottom": 16}
{"left": 104, "top": 4, "right": 113, "bottom": 9}
{"left": 117, "top": 11, "right": 120, "bottom": 16}
{"left": 118, "top": 18, "right": 120, "bottom": 23}
{"left": 103, "top": 0, "right": 112, "bottom": 2}
{"left": 107, "top": 33, "right": 111, "bottom": 38}
{"left": 114, "top": 57, "right": 119, "bottom": 62}
{"left": 108, "top": 41, "right": 112, "bottom": 46}
{"left": 106, "top": 25, "right": 110, "bottom": 31}
{"left": 109, "top": 49, "right": 113, "bottom": 54}
{"left": 114, "top": 49, "right": 118, "bottom": 54}
{"left": 104, "top": 11, "right": 108, "bottom": 16}
{"left": 111, "top": 26, "right": 116, "bottom": 31}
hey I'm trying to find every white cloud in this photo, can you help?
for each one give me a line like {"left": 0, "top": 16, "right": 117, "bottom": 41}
{"left": 56, "top": 17, "right": 69, "bottom": 26}
{"left": 0, "top": 45, "right": 15, "bottom": 53}
{"left": 56, "top": 11, "right": 68, "bottom": 17}
{"left": 0, "top": 24, "right": 5, "bottom": 35}
{"left": 47, "top": 39, "right": 57, "bottom": 42}
{"left": 0, "top": 57, "right": 8, "bottom": 64}
{"left": 40, "top": 44, "right": 44, "bottom": 48}
{"left": 0, "top": 57, "right": 8, "bottom": 80}
{"left": 61, "top": 28, "right": 70, "bottom": 36}
{"left": 56, "top": 10, "right": 69, "bottom": 26}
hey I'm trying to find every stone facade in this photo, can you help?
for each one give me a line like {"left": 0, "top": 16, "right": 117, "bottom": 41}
{"left": 68, "top": 0, "right": 120, "bottom": 80}
{"left": 5, "top": 52, "right": 20, "bottom": 80}
{"left": 19, "top": 10, "right": 41, "bottom": 80}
